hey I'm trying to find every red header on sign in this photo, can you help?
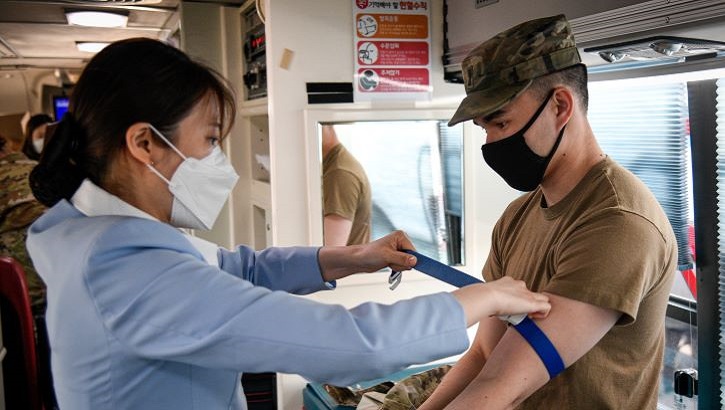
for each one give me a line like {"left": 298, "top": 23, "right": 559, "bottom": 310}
{"left": 357, "top": 41, "right": 428, "bottom": 66}
{"left": 356, "top": 0, "right": 429, "bottom": 11}
{"left": 357, "top": 68, "right": 430, "bottom": 92}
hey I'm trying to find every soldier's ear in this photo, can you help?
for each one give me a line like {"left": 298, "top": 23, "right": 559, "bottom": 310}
{"left": 553, "top": 87, "right": 574, "bottom": 127}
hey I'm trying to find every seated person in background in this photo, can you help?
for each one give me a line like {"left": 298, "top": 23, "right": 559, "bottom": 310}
{"left": 322, "top": 124, "right": 372, "bottom": 245}
{"left": 22, "top": 113, "right": 53, "bottom": 160}
{"left": 419, "top": 15, "right": 676, "bottom": 409}
{"left": 0, "top": 132, "right": 54, "bottom": 407}
{"left": 0, "top": 132, "right": 47, "bottom": 312}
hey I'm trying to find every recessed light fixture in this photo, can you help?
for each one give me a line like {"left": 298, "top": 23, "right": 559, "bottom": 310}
{"left": 598, "top": 51, "right": 627, "bottom": 63}
{"left": 585, "top": 36, "right": 725, "bottom": 64}
{"left": 76, "top": 42, "right": 111, "bottom": 53}
{"left": 66, "top": 10, "right": 128, "bottom": 28}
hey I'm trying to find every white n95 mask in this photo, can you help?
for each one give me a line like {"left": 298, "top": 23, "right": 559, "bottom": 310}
{"left": 146, "top": 124, "right": 239, "bottom": 230}
{"left": 33, "top": 138, "right": 45, "bottom": 154}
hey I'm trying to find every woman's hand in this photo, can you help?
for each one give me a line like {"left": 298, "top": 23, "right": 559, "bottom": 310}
{"left": 452, "top": 278, "right": 551, "bottom": 327}
{"left": 317, "top": 230, "right": 418, "bottom": 282}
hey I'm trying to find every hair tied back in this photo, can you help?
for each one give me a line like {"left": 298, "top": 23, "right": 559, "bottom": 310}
{"left": 30, "top": 112, "right": 88, "bottom": 206}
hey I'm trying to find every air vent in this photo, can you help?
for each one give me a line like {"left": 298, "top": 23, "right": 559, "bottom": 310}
{"left": 583, "top": 36, "right": 725, "bottom": 64}
{"left": 0, "top": 37, "right": 18, "bottom": 59}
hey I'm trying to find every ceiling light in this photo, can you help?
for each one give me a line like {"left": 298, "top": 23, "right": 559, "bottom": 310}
{"left": 586, "top": 36, "right": 725, "bottom": 65}
{"left": 76, "top": 42, "right": 110, "bottom": 53}
{"left": 65, "top": 10, "right": 128, "bottom": 28}
{"left": 650, "top": 40, "right": 683, "bottom": 56}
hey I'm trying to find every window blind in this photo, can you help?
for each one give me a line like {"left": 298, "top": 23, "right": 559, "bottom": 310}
{"left": 439, "top": 122, "right": 464, "bottom": 264}
{"left": 588, "top": 82, "right": 693, "bottom": 273}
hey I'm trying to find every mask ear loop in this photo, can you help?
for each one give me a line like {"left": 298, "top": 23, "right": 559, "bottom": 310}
{"left": 516, "top": 89, "right": 556, "bottom": 137}
{"left": 147, "top": 124, "right": 188, "bottom": 161}
{"left": 146, "top": 124, "right": 186, "bottom": 185}
{"left": 147, "top": 162, "right": 172, "bottom": 185}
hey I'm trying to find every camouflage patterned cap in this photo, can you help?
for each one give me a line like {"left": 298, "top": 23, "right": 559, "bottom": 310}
{"left": 448, "top": 14, "right": 581, "bottom": 126}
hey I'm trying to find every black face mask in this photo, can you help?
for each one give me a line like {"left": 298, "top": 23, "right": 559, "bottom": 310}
{"left": 481, "top": 90, "right": 565, "bottom": 192}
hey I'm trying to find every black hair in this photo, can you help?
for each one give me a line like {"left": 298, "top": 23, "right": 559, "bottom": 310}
{"left": 529, "top": 63, "right": 589, "bottom": 113}
{"left": 30, "top": 38, "right": 236, "bottom": 207}
{"left": 22, "top": 113, "right": 53, "bottom": 160}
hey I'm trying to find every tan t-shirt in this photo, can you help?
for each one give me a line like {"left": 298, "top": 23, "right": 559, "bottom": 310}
{"left": 484, "top": 157, "right": 676, "bottom": 409}
{"left": 323, "top": 144, "right": 371, "bottom": 245}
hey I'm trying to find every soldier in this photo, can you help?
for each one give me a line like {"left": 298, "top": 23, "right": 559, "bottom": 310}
{"left": 321, "top": 124, "right": 372, "bottom": 246}
{"left": 0, "top": 132, "right": 47, "bottom": 312}
{"left": 420, "top": 14, "right": 676, "bottom": 409}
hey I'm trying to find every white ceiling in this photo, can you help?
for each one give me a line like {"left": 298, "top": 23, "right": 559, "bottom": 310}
{"left": 0, "top": 0, "right": 246, "bottom": 70}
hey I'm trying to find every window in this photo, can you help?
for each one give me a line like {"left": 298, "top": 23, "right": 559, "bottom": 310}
{"left": 332, "top": 121, "right": 464, "bottom": 264}
{"left": 588, "top": 78, "right": 697, "bottom": 409}
{"left": 589, "top": 81, "right": 695, "bottom": 299}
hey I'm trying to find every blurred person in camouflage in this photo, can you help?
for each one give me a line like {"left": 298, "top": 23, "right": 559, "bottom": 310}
{"left": 0, "top": 130, "right": 55, "bottom": 408}
{"left": 0, "top": 131, "right": 47, "bottom": 312}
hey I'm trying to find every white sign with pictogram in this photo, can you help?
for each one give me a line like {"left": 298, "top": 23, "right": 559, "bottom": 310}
{"left": 353, "top": 0, "right": 432, "bottom": 101}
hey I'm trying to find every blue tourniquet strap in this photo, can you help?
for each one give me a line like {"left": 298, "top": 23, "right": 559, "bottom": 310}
{"left": 405, "top": 250, "right": 481, "bottom": 288}
{"left": 401, "top": 250, "right": 565, "bottom": 379}
{"left": 511, "top": 317, "right": 565, "bottom": 378}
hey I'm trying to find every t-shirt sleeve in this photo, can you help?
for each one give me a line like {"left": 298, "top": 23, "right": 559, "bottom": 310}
{"left": 546, "top": 210, "right": 672, "bottom": 325}
{"left": 482, "top": 219, "right": 505, "bottom": 283}
{"left": 323, "top": 169, "right": 362, "bottom": 220}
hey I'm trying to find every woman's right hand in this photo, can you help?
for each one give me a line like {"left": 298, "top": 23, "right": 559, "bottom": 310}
{"left": 452, "top": 277, "right": 551, "bottom": 327}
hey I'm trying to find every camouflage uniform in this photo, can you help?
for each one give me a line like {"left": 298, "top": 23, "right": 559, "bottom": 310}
{"left": 0, "top": 152, "right": 47, "bottom": 313}
{"left": 373, "top": 365, "right": 451, "bottom": 410}
{"left": 323, "top": 365, "right": 452, "bottom": 410}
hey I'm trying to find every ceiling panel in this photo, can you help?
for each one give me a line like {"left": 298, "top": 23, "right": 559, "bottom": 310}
{"left": 0, "top": 0, "right": 181, "bottom": 69}
{"left": 0, "top": 23, "right": 167, "bottom": 57}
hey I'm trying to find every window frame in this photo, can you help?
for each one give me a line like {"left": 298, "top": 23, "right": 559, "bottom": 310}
{"left": 688, "top": 78, "right": 720, "bottom": 408}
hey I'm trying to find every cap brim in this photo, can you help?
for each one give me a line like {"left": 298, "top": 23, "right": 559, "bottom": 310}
{"left": 448, "top": 80, "right": 532, "bottom": 127}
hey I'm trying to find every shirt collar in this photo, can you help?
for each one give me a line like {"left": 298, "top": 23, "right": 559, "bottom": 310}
{"left": 70, "top": 179, "right": 220, "bottom": 267}
{"left": 71, "top": 179, "right": 158, "bottom": 221}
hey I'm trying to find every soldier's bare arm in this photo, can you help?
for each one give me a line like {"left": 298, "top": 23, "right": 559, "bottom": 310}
{"left": 418, "top": 316, "right": 507, "bottom": 410}
{"left": 441, "top": 293, "right": 619, "bottom": 409}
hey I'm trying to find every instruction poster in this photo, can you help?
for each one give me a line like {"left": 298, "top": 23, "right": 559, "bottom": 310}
{"left": 353, "top": 0, "right": 432, "bottom": 101}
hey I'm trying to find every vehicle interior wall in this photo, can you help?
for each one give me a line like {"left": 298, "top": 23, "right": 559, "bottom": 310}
{"left": 263, "top": 0, "right": 489, "bottom": 246}
{"left": 0, "top": 68, "right": 60, "bottom": 139}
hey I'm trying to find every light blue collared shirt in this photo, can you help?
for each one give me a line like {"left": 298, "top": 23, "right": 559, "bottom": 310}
{"left": 27, "top": 180, "right": 468, "bottom": 410}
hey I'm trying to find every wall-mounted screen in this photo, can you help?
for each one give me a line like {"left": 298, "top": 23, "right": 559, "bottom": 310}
{"left": 53, "top": 96, "right": 69, "bottom": 121}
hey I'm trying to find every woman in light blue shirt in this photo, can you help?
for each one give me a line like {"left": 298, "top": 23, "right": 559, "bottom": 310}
{"left": 26, "top": 38, "right": 550, "bottom": 410}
